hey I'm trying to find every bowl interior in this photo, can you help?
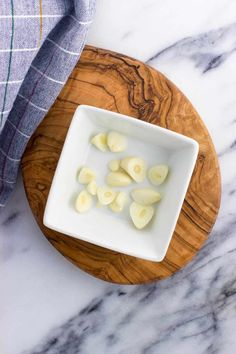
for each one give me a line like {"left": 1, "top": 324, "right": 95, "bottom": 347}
{"left": 44, "top": 105, "right": 198, "bottom": 261}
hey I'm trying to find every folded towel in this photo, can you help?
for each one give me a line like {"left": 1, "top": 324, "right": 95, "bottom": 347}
{"left": 0, "top": 0, "right": 96, "bottom": 208}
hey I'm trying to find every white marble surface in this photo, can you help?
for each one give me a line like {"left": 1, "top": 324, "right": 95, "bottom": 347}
{"left": 1, "top": 1, "right": 236, "bottom": 353}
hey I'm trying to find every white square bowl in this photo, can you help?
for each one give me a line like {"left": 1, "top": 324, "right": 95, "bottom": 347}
{"left": 44, "top": 105, "right": 199, "bottom": 262}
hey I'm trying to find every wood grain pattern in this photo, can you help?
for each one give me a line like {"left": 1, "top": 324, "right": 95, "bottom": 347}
{"left": 21, "top": 46, "right": 221, "bottom": 284}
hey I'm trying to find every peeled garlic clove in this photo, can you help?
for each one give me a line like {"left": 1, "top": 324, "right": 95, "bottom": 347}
{"left": 148, "top": 165, "right": 169, "bottom": 185}
{"left": 131, "top": 188, "right": 161, "bottom": 205}
{"left": 75, "top": 190, "right": 92, "bottom": 213}
{"left": 109, "top": 191, "right": 127, "bottom": 213}
{"left": 97, "top": 186, "right": 116, "bottom": 205}
{"left": 78, "top": 167, "right": 96, "bottom": 184}
{"left": 107, "top": 131, "right": 127, "bottom": 152}
{"left": 108, "top": 159, "right": 120, "bottom": 172}
{"left": 121, "top": 157, "right": 146, "bottom": 183}
{"left": 91, "top": 133, "right": 108, "bottom": 152}
{"left": 130, "top": 202, "right": 154, "bottom": 229}
{"left": 106, "top": 171, "right": 132, "bottom": 187}
{"left": 86, "top": 180, "right": 97, "bottom": 195}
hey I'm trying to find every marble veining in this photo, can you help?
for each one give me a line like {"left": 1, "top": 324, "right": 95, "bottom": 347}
{"left": 147, "top": 22, "right": 236, "bottom": 74}
{"left": 2, "top": 211, "right": 20, "bottom": 227}
{"left": 1, "top": 1, "right": 236, "bottom": 354}
{"left": 24, "top": 213, "right": 236, "bottom": 354}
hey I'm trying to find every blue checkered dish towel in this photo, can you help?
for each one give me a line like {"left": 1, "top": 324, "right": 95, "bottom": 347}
{"left": 0, "top": 0, "right": 96, "bottom": 208}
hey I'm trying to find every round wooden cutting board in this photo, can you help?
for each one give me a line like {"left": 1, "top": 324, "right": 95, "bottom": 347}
{"left": 21, "top": 45, "right": 221, "bottom": 284}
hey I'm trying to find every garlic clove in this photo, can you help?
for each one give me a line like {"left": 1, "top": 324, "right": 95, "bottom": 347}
{"left": 91, "top": 133, "right": 108, "bottom": 152}
{"left": 107, "top": 131, "right": 127, "bottom": 152}
{"left": 129, "top": 202, "right": 154, "bottom": 229}
{"left": 106, "top": 171, "right": 132, "bottom": 187}
{"left": 86, "top": 180, "right": 97, "bottom": 195}
{"left": 109, "top": 191, "right": 127, "bottom": 213}
{"left": 148, "top": 165, "right": 169, "bottom": 185}
{"left": 78, "top": 167, "right": 96, "bottom": 184}
{"left": 75, "top": 190, "right": 92, "bottom": 213}
{"left": 108, "top": 159, "right": 120, "bottom": 172}
{"left": 97, "top": 186, "right": 116, "bottom": 205}
{"left": 120, "top": 157, "right": 146, "bottom": 183}
{"left": 131, "top": 188, "right": 161, "bottom": 205}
